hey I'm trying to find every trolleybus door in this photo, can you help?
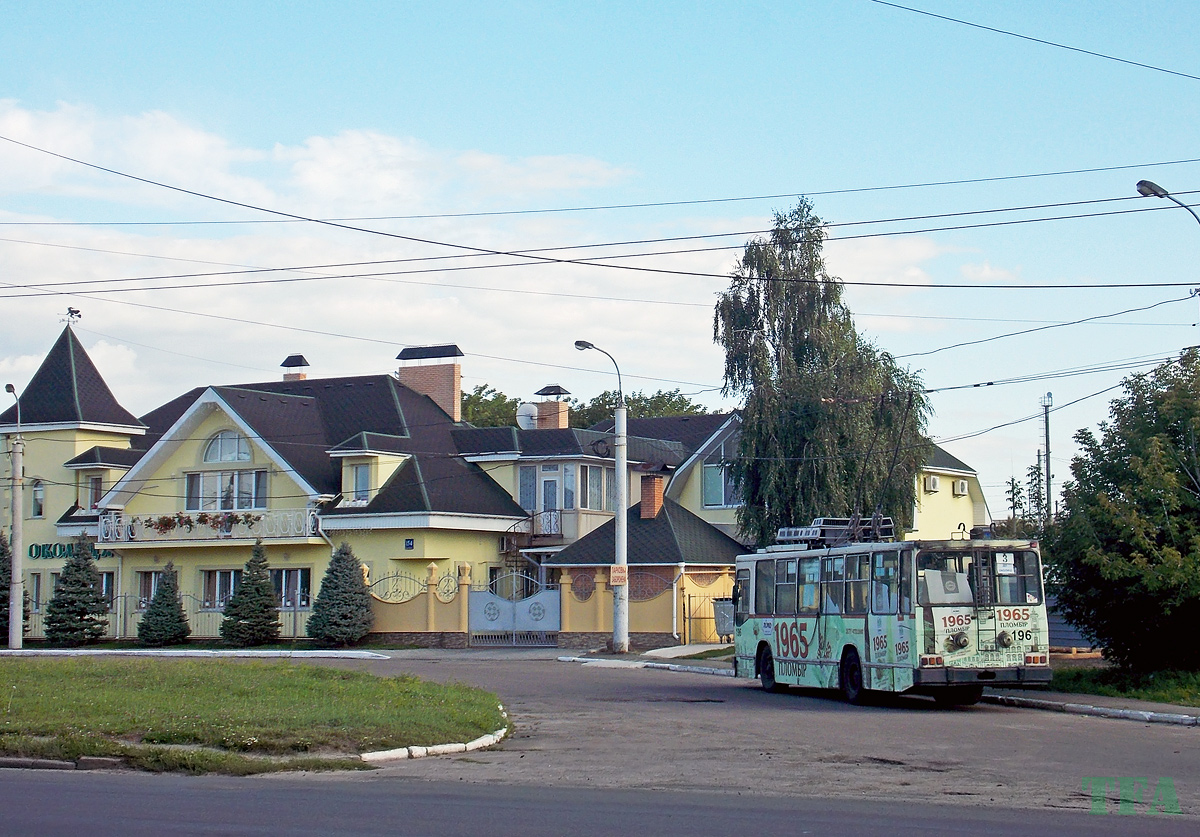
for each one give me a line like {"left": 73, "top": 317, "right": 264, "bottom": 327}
{"left": 866, "top": 549, "right": 899, "bottom": 691}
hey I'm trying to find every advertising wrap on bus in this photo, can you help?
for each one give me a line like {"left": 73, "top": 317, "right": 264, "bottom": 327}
{"left": 732, "top": 526, "right": 1051, "bottom": 706}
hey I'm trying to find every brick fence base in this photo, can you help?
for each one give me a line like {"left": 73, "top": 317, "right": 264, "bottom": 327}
{"left": 367, "top": 632, "right": 469, "bottom": 649}
{"left": 555, "top": 632, "right": 679, "bottom": 651}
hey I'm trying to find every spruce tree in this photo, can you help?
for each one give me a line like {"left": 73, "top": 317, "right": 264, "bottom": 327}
{"left": 44, "top": 535, "right": 109, "bottom": 646}
{"left": 307, "top": 542, "right": 374, "bottom": 646}
{"left": 137, "top": 561, "right": 191, "bottom": 646}
{"left": 0, "top": 531, "right": 30, "bottom": 636}
{"left": 219, "top": 539, "right": 280, "bottom": 646}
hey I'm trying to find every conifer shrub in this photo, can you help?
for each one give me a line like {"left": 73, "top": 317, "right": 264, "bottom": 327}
{"left": 0, "top": 531, "right": 31, "bottom": 636}
{"left": 44, "top": 535, "right": 109, "bottom": 646}
{"left": 219, "top": 539, "right": 280, "bottom": 647}
{"left": 307, "top": 542, "right": 374, "bottom": 646}
{"left": 137, "top": 561, "right": 191, "bottom": 646}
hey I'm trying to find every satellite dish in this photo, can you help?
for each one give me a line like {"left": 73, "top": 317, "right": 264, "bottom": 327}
{"left": 516, "top": 402, "right": 538, "bottom": 430}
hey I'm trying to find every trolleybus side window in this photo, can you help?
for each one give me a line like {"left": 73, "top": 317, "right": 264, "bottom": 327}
{"left": 995, "top": 551, "right": 1043, "bottom": 605}
{"left": 775, "top": 559, "right": 797, "bottom": 614}
{"left": 798, "top": 557, "right": 819, "bottom": 614}
{"left": 755, "top": 559, "right": 775, "bottom": 615}
{"left": 821, "top": 556, "right": 844, "bottom": 614}
{"left": 898, "top": 549, "right": 913, "bottom": 614}
{"left": 845, "top": 553, "right": 870, "bottom": 614}
{"left": 871, "top": 551, "right": 898, "bottom": 615}
{"left": 733, "top": 568, "right": 750, "bottom": 626}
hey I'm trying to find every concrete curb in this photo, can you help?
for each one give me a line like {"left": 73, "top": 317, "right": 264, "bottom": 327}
{"left": 359, "top": 704, "right": 510, "bottom": 765}
{"left": 982, "top": 693, "right": 1200, "bottom": 727}
{"left": 0, "top": 649, "right": 390, "bottom": 659}
{"left": 557, "top": 655, "right": 734, "bottom": 677}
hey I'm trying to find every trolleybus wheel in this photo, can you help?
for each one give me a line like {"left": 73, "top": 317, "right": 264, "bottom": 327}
{"left": 758, "top": 646, "right": 781, "bottom": 692}
{"left": 839, "top": 647, "right": 866, "bottom": 705}
{"left": 933, "top": 685, "right": 984, "bottom": 707}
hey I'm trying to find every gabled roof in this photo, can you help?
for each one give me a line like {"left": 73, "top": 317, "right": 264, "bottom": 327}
{"left": 926, "top": 444, "right": 975, "bottom": 474}
{"left": 545, "top": 498, "right": 744, "bottom": 567}
{"left": 64, "top": 446, "right": 144, "bottom": 470}
{"left": 0, "top": 327, "right": 143, "bottom": 432}
{"left": 453, "top": 426, "right": 687, "bottom": 467}
{"left": 589, "top": 412, "right": 734, "bottom": 456}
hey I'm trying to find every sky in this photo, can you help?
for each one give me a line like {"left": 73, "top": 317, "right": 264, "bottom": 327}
{"left": 2, "top": 0, "right": 1199, "bottom": 521}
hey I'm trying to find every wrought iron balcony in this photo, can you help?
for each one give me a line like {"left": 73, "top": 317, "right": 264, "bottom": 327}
{"left": 98, "top": 508, "right": 320, "bottom": 544}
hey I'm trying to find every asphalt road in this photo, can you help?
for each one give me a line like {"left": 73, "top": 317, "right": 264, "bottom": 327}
{"left": 2, "top": 649, "right": 1197, "bottom": 835}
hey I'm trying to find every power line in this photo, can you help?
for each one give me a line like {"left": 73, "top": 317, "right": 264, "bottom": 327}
{"left": 867, "top": 0, "right": 1200, "bottom": 82}
{"left": 4, "top": 156, "right": 1200, "bottom": 225}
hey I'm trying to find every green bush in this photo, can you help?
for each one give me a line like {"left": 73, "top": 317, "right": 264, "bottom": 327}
{"left": 307, "top": 542, "right": 374, "bottom": 646}
{"left": 44, "top": 535, "right": 108, "bottom": 646}
{"left": 219, "top": 540, "right": 280, "bottom": 647}
{"left": 137, "top": 561, "right": 191, "bottom": 646}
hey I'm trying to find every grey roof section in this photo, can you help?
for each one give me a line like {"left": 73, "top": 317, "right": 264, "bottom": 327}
{"left": 0, "top": 327, "right": 143, "bottom": 429}
{"left": 396, "top": 344, "right": 463, "bottom": 360}
{"left": 926, "top": 444, "right": 975, "bottom": 474}
{"left": 546, "top": 498, "right": 743, "bottom": 567}
{"left": 589, "top": 412, "right": 734, "bottom": 456}
{"left": 453, "top": 426, "right": 686, "bottom": 467}
{"left": 135, "top": 374, "right": 525, "bottom": 519}
{"left": 64, "top": 446, "right": 144, "bottom": 469}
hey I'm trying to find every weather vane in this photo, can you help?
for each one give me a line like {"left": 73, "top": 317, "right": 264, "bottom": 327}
{"left": 63, "top": 307, "right": 82, "bottom": 325}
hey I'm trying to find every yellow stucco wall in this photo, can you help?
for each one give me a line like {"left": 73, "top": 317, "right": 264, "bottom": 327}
{"left": 906, "top": 470, "right": 990, "bottom": 540}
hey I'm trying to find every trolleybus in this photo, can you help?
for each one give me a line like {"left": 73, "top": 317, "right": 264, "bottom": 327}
{"left": 732, "top": 518, "right": 1051, "bottom": 706}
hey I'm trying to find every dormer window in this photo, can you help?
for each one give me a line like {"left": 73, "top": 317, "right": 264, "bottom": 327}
{"left": 88, "top": 475, "right": 104, "bottom": 509}
{"left": 353, "top": 464, "right": 370, "bottom": 502}
{"left": 204, "top": 431, "right": 251, "bottom": 463}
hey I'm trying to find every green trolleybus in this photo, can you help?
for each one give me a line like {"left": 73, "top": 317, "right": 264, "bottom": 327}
{"left": 732, "top": 518, "right": 1052, "bottom": 706}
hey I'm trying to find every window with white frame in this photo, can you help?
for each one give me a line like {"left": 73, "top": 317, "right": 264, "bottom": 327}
{"left": 352, "top": 463, "right": 370, "bottom": 502}
{"left": 563, "top": 465, "right": 575, "bottom": 510}
{"left": 137, "top": 571, "right": 163, "bottom": 609}
{"left": 605, "top": 467, "right": 617, "bottom": 511}
{"left": 95, "top": 571, "right": 116, "bottom": 612}
{"left": 579, "top": 464, "right": 604, "bottom": 511}
{"left": 518, "top": 465, "right": 536, "bottom": 511}
{"left": 28, "top": 573, "right": 42, "bottom": 612}
{"left": 702, "top": 440, "right": 739, "bottom": 508}
{"left": 185, "top": 470, "right": 267, "bottom": 511}
{"left": 88, "top": 475, "right": 104, "bottom": 509}
{"left": 271, "top": 568, "right": 312, "bottom": 609}
{"left": 203, "top": 430, "right": 251, "bottom": 463}
{"left": 31, "top": 480, "right": 45, "bottom": 518}
{"left": 202, "top": 569, "right": 242, "bottom": 609}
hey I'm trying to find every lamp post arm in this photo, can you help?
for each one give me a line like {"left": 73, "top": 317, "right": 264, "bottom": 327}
{"left": 1165, "top": 194, "right": 1200, "bottom": 229}
{"left": 590, "top": 346, "right": 625, "bottom": 406}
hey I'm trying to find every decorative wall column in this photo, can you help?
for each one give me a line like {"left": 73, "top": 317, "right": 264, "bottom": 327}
{"left": 426, "top": 561, "right": 438, "bottom": 631}
{"left": 559, "top": 569, "right": 573, "bottom": 633}
{"left": 457, "top": 563, "right": 471, "bottom": 633}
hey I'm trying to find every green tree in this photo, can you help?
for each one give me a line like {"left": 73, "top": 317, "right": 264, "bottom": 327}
{"left": 569, "top": 388, "right": 707, "bottom": 429}
{"left": 1027, "top": 457, "right": 1046, "bottom": 525}
{"left": 0, "top": 531, "right": 31, "bottom": 636}
{"left": 44, "top": 535, "right": 109, "bottom": 646}
{"left": 1050, "top": 349, "right": 1200, "bottom": 671}
{"left": 220, "top": 539, "right": 280, "bottom": 647}
{"left": 462, "top": 384, "right": 520, "bottom": 427}
{"left": 137, "top": 561, "right": 191, "bottom": 647}
{"left": 307, "top": 542, "right": 374, "bottom": 646}
{"left": 713, "top": 200, "right": 930, "bottom": 546}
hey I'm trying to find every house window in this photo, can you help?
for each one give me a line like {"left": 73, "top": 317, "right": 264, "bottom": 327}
{"left": 98, "top": 571, "right": 116, "bottom": 611}
{"left": 271, "top": 568, "right": 312, "bottom": 609}
{"left": 185, "top": 470, "right": 267, "bottom": 511}
{"left": 353, "top": 464, "right": 370, "bottom": 502}
{"left": 579, "top": 465, "right": 605, "bottom": 511}
{"left": 203, "top": 569, "right": 242, "bottom": 609}
{"left": 31, "top": 480, "right": 45, "bottom": 518}
{"left": 203, "top": 430, "right": 251, "bottom": 463}
{"left": 518, "top": 465, "right": 536, "bottom": 511}
{"left": 137, "top": 571, "right": 163, "bottom": 609}
{"left": 563, "top": 465, "right": 575, "bottom": 510}
{"left": 702, "top": 440, "right": 738, "bottom": 507}
{"left": 605, "top": 467, "right": 617, "bottom": 512}
{"left": 88, "top": 475, "right": 104, "bottom": 509}
{"left": 28, "top": 573, "right": 41, "bottom": 613}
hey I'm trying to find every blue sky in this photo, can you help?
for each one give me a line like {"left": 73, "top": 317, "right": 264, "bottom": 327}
{"left": 2, "top": 1, "right": 1199, "bottom": 518}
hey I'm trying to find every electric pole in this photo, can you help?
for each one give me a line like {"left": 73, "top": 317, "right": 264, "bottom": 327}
{"left": 1041, "top": 392, "right": 1052, "bottom": 529}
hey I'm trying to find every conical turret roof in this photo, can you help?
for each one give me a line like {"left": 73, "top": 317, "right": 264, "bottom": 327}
{"left": 0, "top": 327, "right": 143, "bottom": 430}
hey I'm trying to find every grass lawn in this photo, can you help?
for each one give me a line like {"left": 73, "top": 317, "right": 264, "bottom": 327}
{"left": 0, "top": 657, "right": 506, "bottom": 774}
{"left": 1050, "top": 666, "right": 1200, "bottom": 708}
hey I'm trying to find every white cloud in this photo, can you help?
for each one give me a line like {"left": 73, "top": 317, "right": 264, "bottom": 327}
{"left": 960, "top": 261, "right": 1019, "bottom": 283}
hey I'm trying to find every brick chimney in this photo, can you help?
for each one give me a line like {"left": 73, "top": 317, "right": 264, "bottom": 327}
{"left": 395, "top": 345, "right": 463, "bottom": 422}
{"left": 281, "top": 354, "right": 309, "bottom": 381}
{"left": 534, "top": 384, "right": 571, "bottom": 430}
{"left": 641, "top": 474, "right": 665, "bottom": 519}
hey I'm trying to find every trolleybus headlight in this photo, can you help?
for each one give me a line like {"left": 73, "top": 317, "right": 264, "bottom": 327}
{"left": 997, "top": 631, "right": 1013, "bottom": 648}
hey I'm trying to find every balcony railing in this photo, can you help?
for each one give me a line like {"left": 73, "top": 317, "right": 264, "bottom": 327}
{"left": 98, "top": 508, "right": 320, "bottom": 544}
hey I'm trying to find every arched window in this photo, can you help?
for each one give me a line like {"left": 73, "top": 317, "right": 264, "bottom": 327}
{"left": 203, "top": 430, "right": 251, "bottom": 463}
{"left": 31, "top": 480, "right": 45, "bottom": 518}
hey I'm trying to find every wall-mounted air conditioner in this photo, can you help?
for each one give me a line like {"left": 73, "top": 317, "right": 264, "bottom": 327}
{"left": 923, "top": 475, "right": 940, "bottom": 493}
{"left": 953, "top": 479, "right": 969, "bottom": 496}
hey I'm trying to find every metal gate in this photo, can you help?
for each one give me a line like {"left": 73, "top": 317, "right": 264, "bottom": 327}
{"left": 469, "top": 572, "right": 559, "bottom": 646}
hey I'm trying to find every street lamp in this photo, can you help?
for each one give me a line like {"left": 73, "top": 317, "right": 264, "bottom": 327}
{"left": 1136, "top": 180, "right": 1200, "bottom": 228}
{"left": 574, "top": 340, "right": 629, "bottom": 653}
{"left": 5, "top": 383, "right": 22, "bottom": 650}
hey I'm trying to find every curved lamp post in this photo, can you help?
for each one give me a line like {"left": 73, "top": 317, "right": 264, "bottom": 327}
{"left": 5, "top": 382, "right": 22, "bottom": 650}
{"left": 1136, "top": 180, "right": 1200, "bottom": 228}
{"left": 574, "top": 340, "right": 628, "bottom": 653}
